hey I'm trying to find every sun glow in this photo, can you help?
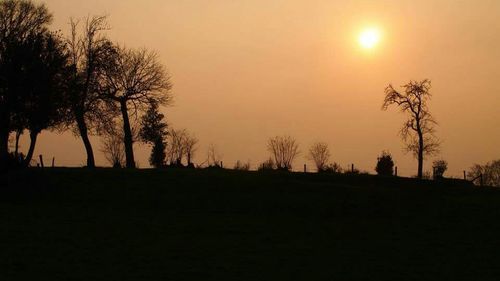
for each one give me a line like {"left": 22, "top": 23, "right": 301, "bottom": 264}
{"left": 359, "top": 28, "right": 381, "bottom": 50}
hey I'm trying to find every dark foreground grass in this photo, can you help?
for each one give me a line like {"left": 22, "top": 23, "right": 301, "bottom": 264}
{"left": 1, "top": 168, "right": 500, "bottom": 280}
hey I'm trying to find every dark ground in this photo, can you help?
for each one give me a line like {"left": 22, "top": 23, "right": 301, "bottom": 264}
{"left": 1, "top": 168, "right": 500, "bottom": 281}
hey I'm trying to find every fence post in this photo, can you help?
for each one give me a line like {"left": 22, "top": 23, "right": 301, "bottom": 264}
{"left": 351, "top": 164, "right": 354, "bottom": 173}
{"left": 395, "top": 166, "right": 398, "bottom": 177}
{"left": 463, "top": 170, "right": 466, "bottom": 180}
{"left": 304, "top": 164, "right": 307, "bottom": 173}
{"left": 220, "top": 161, "right": 223, "bottom": 168}
{"left": 52, "top": 157, "right": 55, "bottom": 168}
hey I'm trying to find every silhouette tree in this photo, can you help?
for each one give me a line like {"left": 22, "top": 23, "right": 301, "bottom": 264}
{"left": 18, "top": 32, "right": 71, "bottom": 166}
{"left": 267, "top": 135, "right": 300, "bottom": 171}
{"left": 382, "top": 79, "right": 440, "bottom": 179}
{"left": 0, "top": 0, "right": 53, "bottom": 170}
{"left": 102, "top": 47, "right": 172, "bottom": 168}
{"left": 66, "top": 15, "right": 116, "bottom": 168}
{"left": 183, "top": 132, "right": 198, "bottom": 167}
{"left": 167, "top": 129, "right": 187, "bottom": 166}
{"left": 139, "top": 101, "right": 168, "bottom": 168}
{"left": 375, "top": 151, "right": 395, "bottom": 176}
{"left": 468, "top": 160, "right": 500, "bottom": 187}
{"left": 100, "top": 125, "right": 125, "bottom": 168}
{"left": 206, "top": 144, "right": 223, "bottom": 168}
{"left": 308, "top": 142, "right": 331, "bottom": 172}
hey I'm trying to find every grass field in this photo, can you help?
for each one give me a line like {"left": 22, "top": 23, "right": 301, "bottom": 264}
{"left": 2, "top": 168, "right": 500, "bottom": 280}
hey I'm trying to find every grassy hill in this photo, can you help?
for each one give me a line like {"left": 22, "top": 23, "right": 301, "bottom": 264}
{"left": 2, "top": 168, "right": 500, "bottom": 280}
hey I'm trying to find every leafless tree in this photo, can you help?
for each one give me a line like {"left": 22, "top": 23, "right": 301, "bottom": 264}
{"left": 267, "top": 135, "right": 300, "bottom": 171}
{"left": 66, "top": 15, "right": 117, "bottom": 168}
{"left": 207, "top": 144, "right": 223, "bottom": 168}
{"left": 308, "top": 142, "right": 331, "bottom": 172}
{"left": 101, "top": 47, "right": 172, "bottom": 168}
{"left": 166, "top": 128, "right": 187, "bottom": 166}
{"left": 468, "top": 160, "right": 500, "bottom": 187}
{"left": 382, "top": 79, "right": 440, "bottom": 179}
{"left": 100, "top": 125, "right": 125, "bottom": 168}
{"left": 183, "top": 132, "right": 198, "bottom": 167}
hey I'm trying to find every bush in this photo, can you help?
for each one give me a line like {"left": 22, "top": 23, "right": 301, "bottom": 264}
{"left": 234, "top": 160, "right": 250, "bottom": 171}
{"left": 258, "top": 158, "right": 275, "bottom": 171}
{"left": 321, "top": 162, "right": 343, "bottom": 174}
{"left": 375, "top": 151, "right": 394, "bottom": 176}
{"left": 468, "top": 160, "right": 500, "bottom": 187}
{"left": 432, "top": 159, "right": 448, "bottom": 179}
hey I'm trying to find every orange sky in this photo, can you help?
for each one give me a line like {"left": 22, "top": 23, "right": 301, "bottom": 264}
{"left": 17, "top": 0, "right": 500, "bottom": 176}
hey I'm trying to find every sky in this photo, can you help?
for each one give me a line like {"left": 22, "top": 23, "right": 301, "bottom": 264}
{"left": 16, "top": 0, "right": 500, "bottom": 176}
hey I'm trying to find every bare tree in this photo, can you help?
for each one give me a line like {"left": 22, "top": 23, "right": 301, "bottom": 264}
{"left": 308, "top": 142, "right": 331, "bottom": 172}
{"left": 66, "top": 15, "right": 117, "bottom": 168}
{"left": 382, "top": 79, "right": 440, "bottom": 179}
{"left": 100, "top": 126, "right": 125, "bottom": 168}
{"left": 183, "top": 132, "right": 198, "bottom": 167}
{"left": 207, "top": 144, "right": 223, "bottom": 168}
{"left": 468, "top": 160, "right": 500, "bottom": 187}
{"left": 102, "top": 47, "right": 172, "bottom": 168}
{"left": 167, "top": 129, "right": 187, "bottom": 166}
{"left": 267, "top": 135, "right": 300, "bottom": 171}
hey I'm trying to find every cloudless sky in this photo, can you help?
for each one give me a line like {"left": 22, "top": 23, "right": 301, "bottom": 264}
{"left": 19, "top": 0, "right": 500, "bottom": 176}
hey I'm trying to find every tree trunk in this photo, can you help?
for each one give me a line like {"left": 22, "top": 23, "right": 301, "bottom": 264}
{"left": 75, "top": 112, "right": 95, "bottom": 168}
{"left": 14, "top": 130, "right": 22, "bottom": 158}
{"left": 0, "top": 128, "right": 9, "bottom": 171}
{"left": 23, "top": 130, "right": 39, "bottom": 167}
{"left": 120, "top": 100, "right": 135, "bottom": 168}
{"left": 417, "top": 131, "right": 424, "bottom": 179}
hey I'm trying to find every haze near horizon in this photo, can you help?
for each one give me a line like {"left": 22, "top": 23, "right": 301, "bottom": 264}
{"left": 19, "top": 0, "right": 500, "bottom": 176}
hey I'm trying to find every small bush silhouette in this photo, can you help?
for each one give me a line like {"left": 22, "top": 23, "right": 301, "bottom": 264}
{"left": 432, "top": 159, "right": 448, "bottom": 179}
{"left": 258, "top": 158, "right": 275, "bottom": 171}
{"left": 267, "top": 135, "right": 299, "bottom": 171}
{"left": 234, "top": 160, "right": 251, "bottom": 171}
{"left": 375, "top": 151, "right": 394, "bottom": 176}
{"left": 322, "top": 162, "right": 343, "bottom": 174}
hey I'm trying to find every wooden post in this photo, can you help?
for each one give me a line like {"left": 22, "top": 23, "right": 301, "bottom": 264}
{"left": 39, "top": 155, "right": 44, "bottom": 168}
{"left": 220, "top": 161, "right": 223, "bottom": 168}
{"left": 395, "top": 166, "right": 398, "bottom": 177}
{"left": 463, "top": 170, "right": 466, "bottom": 180}
{"left": 304, "top": 164, "right": 307, "bottom": 173}
{"left": 52, "top": 157, "right": 55, "bottom": 168}
{"left": 351, "top": 164, "right": 354, "bottom": 173}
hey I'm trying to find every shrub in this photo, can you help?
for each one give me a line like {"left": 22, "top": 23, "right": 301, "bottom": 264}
{"left": 375, "top": 151, "right": 394, "bottom": 176}
{"left": 267, "top": 135, "right": 299, "bottom": 171}
{"left": 234, "top": 160, "right": 251, "bottom": 171}
{"left": 322, "top": 162, "right": 343, "bottom": 174}
{"left": 308, "top": 142, "right": 330, "bottom": 172}
{"left": 468, "top": 160, "right": 500, "bottom": 187}
{"left": 432, "top": 159, "right": 448, "bottom": 179}
{"left": 258, "top": 158, "right": 275, "bottom": 171}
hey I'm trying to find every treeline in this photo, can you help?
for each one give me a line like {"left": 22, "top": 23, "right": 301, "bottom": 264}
{"left": 0, "top": 0, "right": 172, "bottom": 170}
{"left": 1, "top": 1, "right": 498, "bottom": 187}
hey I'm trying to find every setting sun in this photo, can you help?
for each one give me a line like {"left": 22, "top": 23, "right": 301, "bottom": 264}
{"left": 359, "top": 28, "right": 381, "bottom": 49}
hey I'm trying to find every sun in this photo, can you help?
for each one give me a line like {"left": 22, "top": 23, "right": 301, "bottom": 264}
{"left": 359, "top": 28, "right": 381, "bottom": 50}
